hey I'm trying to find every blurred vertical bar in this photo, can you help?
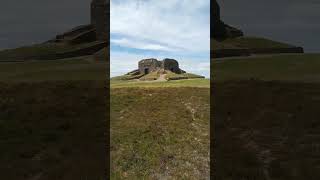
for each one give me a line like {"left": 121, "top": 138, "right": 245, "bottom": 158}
{"left": 0, "top": 0, "right": 110, "bottom": 179}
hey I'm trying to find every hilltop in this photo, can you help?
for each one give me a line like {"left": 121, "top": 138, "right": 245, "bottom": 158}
{"left": 112, "top": 58, "right": 205, "bottom": 81}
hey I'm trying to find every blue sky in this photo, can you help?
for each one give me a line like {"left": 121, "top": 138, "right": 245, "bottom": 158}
{"left": 110, "top": 0, "right": 210, "bottom": 78}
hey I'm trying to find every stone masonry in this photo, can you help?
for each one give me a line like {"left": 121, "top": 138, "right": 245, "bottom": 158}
{"left": 91, "top": 0, "right": 109, "bottom": 41}
{"left": 212, "top": 0, "right": 243, "bottom": 40}
{"left": 138, "top": 58, "right": 184, "bottom": 74}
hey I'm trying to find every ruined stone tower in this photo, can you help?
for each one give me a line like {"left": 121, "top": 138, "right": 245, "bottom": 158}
{"left": 212, "top": 0, "right": 243, "bottom": 40}
{"left": 91, "top": 0, "right": 108, "bottom": 41}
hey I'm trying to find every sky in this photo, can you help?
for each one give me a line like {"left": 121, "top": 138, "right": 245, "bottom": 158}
{"left": 219, "top": 0, "right": 320, "bottom": 52}
{"left": 0, "top": 0, "right": 91, "bottom": 49}
{"left": 110, "top": 0, "right": 210, "bottom": 77}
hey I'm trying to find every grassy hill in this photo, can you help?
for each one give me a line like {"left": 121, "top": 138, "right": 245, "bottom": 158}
{"left": 0, "top": 57, "right": 107, "bottom": 82}
{"left": 0, "top": 58, "right": 108, "bottom": 179}
{"left": 110, "top": 79, "right": 210, "bottom": 179}
{"left": 212, "top": 36, "right": 294, "bottom": 50}
{"left": 212, "top": 53, "right": 320, "bottom": 179}
{"left": 112, "top": 70, "right": 205, "bottom": 81}
{"left": 111, "top": 78, "right": 209, "bottom": 88}
{"left": 0, "top": 41, "right": 104, "bottom": 61}
{"left": 213, "top": 53, "right": 320, "bottom": 82}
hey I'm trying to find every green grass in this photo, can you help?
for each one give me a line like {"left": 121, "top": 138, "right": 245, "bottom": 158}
{"left": 110, "top": 73, "right": 210, "bottom": 178}
{"left": 213, "top": 81, "right": 320, "bottom": 179}
{"left": 110, "top": 78, "right": 210, "bottom": 88}
{"left": 0, "top": 58, "right": 107, "bottom": 82}
{"left": 165, "top": 72, "right": 204, "bottom": 80}
{"left": 0, "top": 81, "right": 107, "bottom": 179}
{"left": 111, "top": 74, "right": 143, "bottom": 81}
{"left": 0, "top": 41, "right": 102, "bottom": 61}
{"left": 139, "top": 71, "right": 160, "bottom": 81}
{"left": 212, "top": 36, "right": 293, "bottom": 50}
{"left": 111, "top": 87, "right": 210, "bottom": 179}
{"left": 212, "top": 53, "right": 320, "bottom": 82}
{"left": 213, "top": 53, "right": 320, "bottom": 179}
{"left": 0, "top": 57, "right": 108, "bottom": 179}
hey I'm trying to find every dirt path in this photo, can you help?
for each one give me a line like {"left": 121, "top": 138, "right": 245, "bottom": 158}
{"left": 155, "top": 74, "right": 167, "bottom": 82}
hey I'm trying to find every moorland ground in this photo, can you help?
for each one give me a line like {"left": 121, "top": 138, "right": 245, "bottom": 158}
{"left": 0, "top": 57, "right": 108, "bottom": 179}
{"left": 110, "top": 79, "right": 210, "bottom": 179}
{"left": 212, "top": 53, "right": 320, "bottom": 179}
{"left": 0, "top": 53, "right": 210, "bottom": 179}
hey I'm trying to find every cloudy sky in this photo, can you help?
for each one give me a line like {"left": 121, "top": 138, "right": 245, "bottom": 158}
{"left": 110, "top": 0, "right": 210, "bottom": 77}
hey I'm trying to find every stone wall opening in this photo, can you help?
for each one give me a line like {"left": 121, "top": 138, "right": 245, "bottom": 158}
{"left": 144, "top": 68, "right": 149, "bottom": 74}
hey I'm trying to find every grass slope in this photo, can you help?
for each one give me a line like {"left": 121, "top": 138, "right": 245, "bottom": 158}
{"left": 111, "top": 78, "right": 210, "bottom": 88}
{"left": 0, "top": 42, "right": 102, "bottom": 61}
{"left": 212, "top": 54, "right": 320, "bottom": 179}
{"left": 212, "top": 36, "right": 294, "bottom": 50}
{"left": 165, "top": 72, "right": 204, "bottom": 80}
{"left": 111, "top": 85, "right": 210, "bottom": 179}
{"left": 0, "top": 81, "right": 107, "bottom": 179}
{"left": 0, "top": 58, "right": 107, "bottom": 82}
{"left": 213, "top": 53, "right": 320, "bottom": 82}
{"left": 0, "top": 58, "right": 108, "bottom": 179}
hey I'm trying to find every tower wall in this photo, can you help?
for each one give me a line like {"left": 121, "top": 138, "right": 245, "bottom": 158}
{"left": 91, "top": 0, "right": 109, "bottom": 41}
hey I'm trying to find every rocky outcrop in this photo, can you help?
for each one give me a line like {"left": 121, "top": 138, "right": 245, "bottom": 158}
{"left": 212, "top": 0, "right": 243, "bottom": 40}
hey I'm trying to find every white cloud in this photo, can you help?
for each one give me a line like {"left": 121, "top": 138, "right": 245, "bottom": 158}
{"left": 110, "top": 0, "right": 210, "bottom": 78}
{"left": 111, "top": 38, "right": 180, "bottom": 51}
{"left": 110, "top": 0, "right": 210, "bottom": 52}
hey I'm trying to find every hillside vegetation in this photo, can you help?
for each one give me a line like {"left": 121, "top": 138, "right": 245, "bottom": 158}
{"left": 111, "top": 83, "right": 210, "bottom": 179}
{"left": 111, "top": 78, "right": 209, "bottom": 88}
{"left": 212, "top": 53, "right": 320, "bottom": 179}
{"left": 212, "top": 53, "right": 320, "bottom": 82}
{"left": 0, "top": 81, "right": 107, "bottom": 179}
{"left": 0, "top": 58, "right": 107, "bottom": 82}
{"left": 0, "top": 42, "right": 103, "bottom": 61}
{"left": 0, "top": 58, "right": 108, "bottom": 179}
{"left": 212, "top": 36, "right": 294, "bottom": 50}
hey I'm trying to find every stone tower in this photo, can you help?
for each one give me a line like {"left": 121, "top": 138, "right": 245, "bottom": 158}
{"left": 91, "top": 0, "right": 108, "bottom": 41}
{"left": 212, "top": 0, "right": 243, "bottom": 40}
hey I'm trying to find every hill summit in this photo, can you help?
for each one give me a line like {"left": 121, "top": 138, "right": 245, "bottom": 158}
{"left": 112, "top": 58, "right": 205, "bottom": 81}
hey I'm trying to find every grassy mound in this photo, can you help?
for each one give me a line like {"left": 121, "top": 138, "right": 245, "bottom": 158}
{"left": 139, "top": 71, "right": 160, "bottom": 81}
{"left": 165, "top": 72, "right": 204, "bottom": 80}
{"left": 212, "top": 53, "right": 320, "bottom": 82}
{"left": 212, "top": 36, "right": 294, "bottom": 50}
{"left": 0, "top": 41, "right": 103, "bottom": 61}
{"left": 111, "top": 74, "right": 144, "bottom": 81}
{"left": 110, "top": 78, "right": 210, "bottom": 88}
{"left": 111, "top": 87, "right": 210, "bottom": 179}
{"left": 0, "top": 58, "right": 107, "bottom": 82}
